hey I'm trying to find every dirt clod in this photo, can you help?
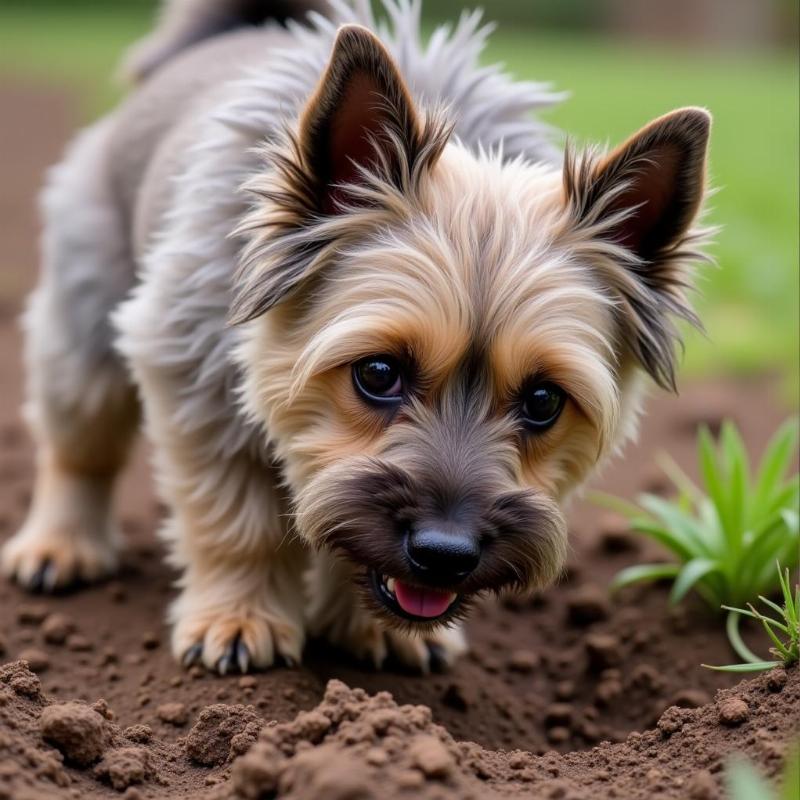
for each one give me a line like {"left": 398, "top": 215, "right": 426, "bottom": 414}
{"left": 186, "top": 704, "right": 263, "bottom": 766}
{"left": 18, "top": 647, "right": 49, "bottom": 673}
{"left": 567, "top": 585, "right": 611, "bottom": 626}
{"left": 717, "top": 697, "right": 749, "bottom": 726}
{"left": 585, "top": 634, "right": 621, "bottom": 672}
{"left": 507, "top": 649, "right": 540, "bottom": 673}
{"left": 156, "top": 702, "right": 189, "bottom": 727}
{"left": 656, "top": 705, "right": 692, "bottom": 737}
{"left": 17, "top": 603, "right": 49, "bottom": 625}
{"left": 40, "top": 701, "right": 107, "bottom": 766}
{"left": 95, "top": 747, "right": 150, "bottom": 791}
{"left": 124, "top": 724, "right": 153, "bottom": 744}
{"left": 687, "top": 769, "right": 718, "bottom": 799}
{"left": 546, "top": 726, "right": 571, "bottom": 744}
{"left": 66, "top": 633, "right": 93, "bottom": 652}
{"left": 766, "top": 668, "right": 788, "bottom": 692}
{"left": 441, "top": 682, "right": 471, "bottom": 711}
{"left": 409, "top": 734, "right": 454, "bottom": 779}
{"left": 2, "top": 660, "right": 42, "bottom": 699}
{"left": 41, "top": 613, "right": 76, "bottom": 645}
{"left": 544, "top": 703, "right": 573, "bottom": 727}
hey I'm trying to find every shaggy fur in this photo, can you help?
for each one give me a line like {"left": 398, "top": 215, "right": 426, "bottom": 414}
{"left": 3, "top": 0, "right": 712, "bottom": 674}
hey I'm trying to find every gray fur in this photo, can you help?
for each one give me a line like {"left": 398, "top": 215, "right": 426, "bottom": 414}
{"left": 113, "top": 0, "right": 563, "bottom": 474}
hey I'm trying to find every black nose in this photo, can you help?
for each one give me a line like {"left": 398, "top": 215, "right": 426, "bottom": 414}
{"left": 405, "top": 526, "right": 481, "bottom": 583}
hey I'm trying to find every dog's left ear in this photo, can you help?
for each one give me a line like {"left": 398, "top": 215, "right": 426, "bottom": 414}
{"left": 299, "top": 24, "right": 430, "bottom": 214}
{"left": 565, "top": 107, "right": 712, "bottom": 389}
{"left": 230, "top": 24, "right": 449, "bottom": 324}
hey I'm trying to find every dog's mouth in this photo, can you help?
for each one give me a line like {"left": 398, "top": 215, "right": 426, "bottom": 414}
{"left": 368, "top": 569, "right": 461, "bottom": 622}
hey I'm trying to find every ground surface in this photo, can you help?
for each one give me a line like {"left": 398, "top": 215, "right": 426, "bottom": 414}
{"left": 0, "top": 81, "right": 797, "bottom": 799}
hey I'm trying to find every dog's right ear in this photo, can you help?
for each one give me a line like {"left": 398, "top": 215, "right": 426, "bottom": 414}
{"left": 230, "top": 25, "right": 449, "bottom": 324}
{"left": 299, "top": 24, "right": 426, "bottom": 214}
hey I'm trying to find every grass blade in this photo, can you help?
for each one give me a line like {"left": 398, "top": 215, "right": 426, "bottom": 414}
{"left": 752, "top": 419, "right": 798, "bottom": 513}
{"left": 777, "top": 564, "right": 797, "bottom": 620}
{"left": 781, "top": 742, "right": 800, "bottom": 800}
{"left": 698, "top": 425, "right": 734, "bottom": 544}
{"left": 670, "top": 558, "right": 720, "bottom": 605}
{"left": 638, "top": 494, "right": 712, "bottom": 556}
{"left": 611, "top": 563, "right": 680, "bottom": 592}
{"left": 704, "top": 661, "right": 782, "bottom": 672}
{"left": 755, "top": 614, "right": 792, "bottom": 659}
{"left": 756, "top": 595, "right": 792, "bottom": 627}
{"left": 725, "top": 610, "right": 764, "bottom": 664}
{"left": 629, "top": 520, "right": 697, "bottom": 561}
{"left": 721, "top": 420, "right": 749, "bottom": 541}
{"left": 587, "top": 491, "right": 643, "bottom": 520}
{"left": 655, "top": 451, "right": 702, "bottom": 501}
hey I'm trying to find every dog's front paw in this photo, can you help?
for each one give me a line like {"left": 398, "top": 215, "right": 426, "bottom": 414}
{"left": 171, "top": 594, "right": 305, "bottom": 675}
{"left": 1, "top": 520, "right": 118, "bottom": 593}
{"left": 384, "top": 624, "right": 468, "bottom": 673}
{"left": 320, "top": 613, "right": 467, "bottom": 673}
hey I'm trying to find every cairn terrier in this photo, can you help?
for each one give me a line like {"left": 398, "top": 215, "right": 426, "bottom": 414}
{"left": 3, "top": 0, "right": 712, "bottom": 673}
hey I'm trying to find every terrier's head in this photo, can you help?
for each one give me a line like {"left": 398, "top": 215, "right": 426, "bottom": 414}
{"left": 233, "top": 25, "right": 711, "bottom": 628}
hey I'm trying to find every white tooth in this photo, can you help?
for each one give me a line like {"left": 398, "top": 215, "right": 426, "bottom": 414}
{"left": 447, "top": 593, "right": 457, "bottom": 604}
{"left": 386, "top": 577, "right": 396, "bottom": 594}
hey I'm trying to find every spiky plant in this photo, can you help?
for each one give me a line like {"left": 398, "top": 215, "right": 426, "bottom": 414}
{"left": 704, "top": 563, "right": 798, "bottom": 672}
{"left": 595, "top": 419, "right": 799, "bottom": 655}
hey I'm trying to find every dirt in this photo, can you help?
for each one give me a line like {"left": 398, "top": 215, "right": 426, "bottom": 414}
{"left": 0, "top": 80, "right": 797, "bottom": 798}
{"left": 2, "top": 659, "right": 798, "bottom": 799}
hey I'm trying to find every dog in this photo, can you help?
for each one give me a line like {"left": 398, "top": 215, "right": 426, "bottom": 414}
{"left": 2, "top": 0, "right": 712, "bottom": 674}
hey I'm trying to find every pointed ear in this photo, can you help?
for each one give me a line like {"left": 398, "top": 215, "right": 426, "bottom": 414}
{"left": 229, "top": 25, "right": 451, "bottom": 325}
{"left": 564, "top": 108, "right": 712, "bottom": 390}
{"left": 577, "top": 107, "right": 711, "bottom": 261}
{"left": 299, "top": 24, "right": 425, "bottom": 214}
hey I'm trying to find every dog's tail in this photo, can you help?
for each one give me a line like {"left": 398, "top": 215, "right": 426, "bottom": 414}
{"left": 121, "top": 0, "right": 328, "bottom": 83}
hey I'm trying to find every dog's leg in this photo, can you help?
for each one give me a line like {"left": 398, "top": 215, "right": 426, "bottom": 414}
{"left": 307, "top": 552, "right": 467, "bottom": 673}
{"left": 162, "top": 452, "right": 307, "bottom": 673}
{"left": 114, "top": 232, "right": 307, "bottom": 673}
{"left": 137, "top": 424, "right": 306, "bottom": 672}
{"left": 2, "top": 120, "right": 139, "bottom": 592}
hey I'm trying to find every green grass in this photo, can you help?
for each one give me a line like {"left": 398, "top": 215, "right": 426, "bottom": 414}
{"left": 0, "top": 5, "right": 797, "bottom": 388}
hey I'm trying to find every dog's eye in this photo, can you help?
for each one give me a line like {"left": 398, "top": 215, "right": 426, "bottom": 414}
{"left": 353, "top": 356, "right": 404, "bottom": 404}
{"left": 520, "top": 381, "right": 566, "bottom": 431}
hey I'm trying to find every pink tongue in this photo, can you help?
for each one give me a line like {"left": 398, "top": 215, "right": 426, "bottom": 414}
{"left": 394, "top": 580, "right": 454, "bottom": 618}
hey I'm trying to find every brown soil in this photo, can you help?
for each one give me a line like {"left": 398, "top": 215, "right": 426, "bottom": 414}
{"left": 0, "top": 81, "right": 797, "bottom": 799}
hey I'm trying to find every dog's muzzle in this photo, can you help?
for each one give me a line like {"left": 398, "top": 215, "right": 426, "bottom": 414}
{"left": 368, "top": 524, "right": 479, "bottom": 622}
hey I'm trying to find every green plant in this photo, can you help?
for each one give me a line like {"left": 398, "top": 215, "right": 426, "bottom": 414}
{"left": 595, "top": 420, "right": 799, "bottom": 651}
{"left": 704, "top": 563, "right": 799, "bottom": 672}
{"left": 725, "top": 743, "right": 800, "bottom": 800}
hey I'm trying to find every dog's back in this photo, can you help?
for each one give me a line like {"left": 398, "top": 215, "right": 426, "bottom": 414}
{"left": 105, "top": 0, "right": 562, "bottom": 259}
{"left": 108, "top": 1, "right": 325, "bottom": 257}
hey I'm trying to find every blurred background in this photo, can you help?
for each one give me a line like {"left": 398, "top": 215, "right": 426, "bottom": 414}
{"left": 0, "top": 0, "right": 798, "bottom": 398}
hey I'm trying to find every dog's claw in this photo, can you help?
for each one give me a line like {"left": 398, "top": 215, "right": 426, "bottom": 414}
{"left": 42, "top": 562, "right": 59, "bottom": 593}
{"left": 216, "top": 652, "right": 232, "bottom": 676}
{"left": 427, "top": 642, "right": 450, "bottom": 673}
{"left": 216, "top": 636, "right": 242, "bottom": 676}
{"left": 26, "top": 561, "right": 50, "bottom": 593}
{"left": 182, "top": 643, "right": 203, "bottom": 668}
{"left": 236, "top": 640, "right": 250, "bottom": 674}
